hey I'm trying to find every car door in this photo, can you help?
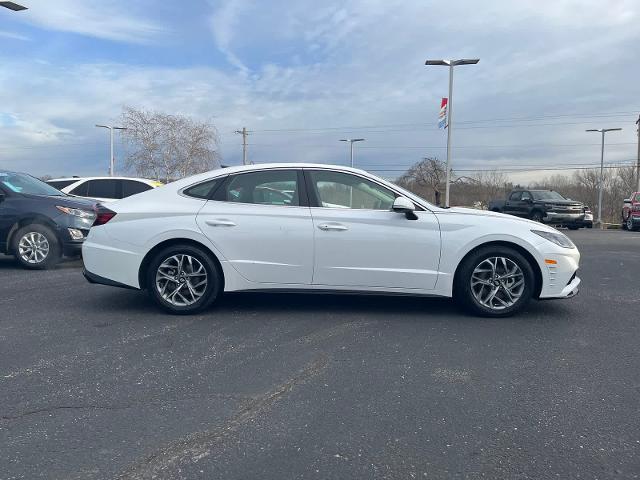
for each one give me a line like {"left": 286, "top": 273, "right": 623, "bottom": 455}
{"left": 0, "top": 184, "right": 19, "bottom": 251}
{"left": 196, "top": 169, "right": 314, "bottom": 285}
{"left": 305, "top": 169, "right": 441, "bottom": 290}
{"left": 503, "top": 191, "right": 522, "bottom": 216}
{"left": 519, "top": 191, "right": 533, "bottom": 217}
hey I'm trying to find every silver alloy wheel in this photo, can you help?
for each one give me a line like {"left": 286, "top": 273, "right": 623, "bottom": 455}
{"left": 18, "top": 232, "right": 50, "bottom": 264}
{"left": 470, "top": 256, "right": 525, "bottom": 311}
{"left": 627, "top": 217, "right": 634, "bottom": 231}
{"left": 155, "top": 254, "right": 208, "bottom": 307}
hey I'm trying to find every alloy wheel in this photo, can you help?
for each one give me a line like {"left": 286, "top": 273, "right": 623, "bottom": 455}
{"left": 470, "top": 256, "right": 525, "bottom": 311}
{"left": 18, "top": 232, "right": 50, "bottom": 264}
{"left": 155, "top": 254, "right": 208, "bottom": 307}
{"left": 627, "top": 217, "right": 634, "bottom": 231}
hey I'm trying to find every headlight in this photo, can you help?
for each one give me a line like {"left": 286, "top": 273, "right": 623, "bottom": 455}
{"left": 56, "top": 205, "right": 96, "bottom": 219}
{"left": 531, "top": 229, "right": 575, "bottom": 249}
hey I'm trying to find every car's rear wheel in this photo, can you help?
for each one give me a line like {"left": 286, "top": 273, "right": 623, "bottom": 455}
{"left": 454, "top": 246, "right": 535, "bottom": 317}
{"left": 567, "top": 225, "right": 580, "bottom": 230}
{"left": 146, "top": 244, "right": 222, "bottom": 314}
{"left": 12, "top": 224, "right": 61, "bottom": 270}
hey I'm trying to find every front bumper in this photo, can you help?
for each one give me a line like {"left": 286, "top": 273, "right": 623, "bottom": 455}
{"left": 537, "top": 246, "right": 581, "bottom": 299}
{"left": 544, "top": 212, "right": 585, "bottom": 223}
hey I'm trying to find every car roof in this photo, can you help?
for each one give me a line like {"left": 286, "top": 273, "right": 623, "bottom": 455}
{"left": 47, "top": 176, "right": 158, "bottom": 182}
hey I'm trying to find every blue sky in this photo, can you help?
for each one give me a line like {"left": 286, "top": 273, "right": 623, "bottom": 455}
{"left": 1, "top": 0, "right": 639, "bottom": 183}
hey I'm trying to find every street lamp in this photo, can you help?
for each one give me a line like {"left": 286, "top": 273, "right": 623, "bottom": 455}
{"left": 339, "top": 138, "right": 365, "bottom": 168}
{"left": 586, "top": 127, "right": 622, "bottom": 227}
{"left": 0, "top": 2, "right": 28, "bottom": 11}
{"left": 96, "top": 125, "right": 127, "bottom": 176}
{"left": 425, "top": 58, "right": 479, "bottom": 207}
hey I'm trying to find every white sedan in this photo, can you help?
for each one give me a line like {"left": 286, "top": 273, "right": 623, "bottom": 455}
{"left": 82, "top": 164, "right": 580, "bottom": 317}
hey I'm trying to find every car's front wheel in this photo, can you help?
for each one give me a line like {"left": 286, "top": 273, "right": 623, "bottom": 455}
{"left": 146, "top": 244, "right": 222, "bottom": 314}
{"left": 12, "top": 224, "right": 61, "bottom": 270}
{"left": 454, "top": 246, "right": 535, "bottom": 317}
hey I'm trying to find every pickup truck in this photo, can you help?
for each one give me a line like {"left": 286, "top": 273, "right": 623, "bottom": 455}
{"left": 489, "top": 189, "right": 586, "bottom": 229}
{"left": 621, "top": 191, "right": 640, "bottom": 231}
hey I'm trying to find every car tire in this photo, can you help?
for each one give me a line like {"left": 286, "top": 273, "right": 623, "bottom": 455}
{"left": 621, "top": 215, "right": 628, "bottom": 230}
{"left": 628, "top": 217, "right": 637, "bottom": 232}
{"left": 530, "top": 210, "right": 544, "bottom": 223}
{"left": 146, "top": 244, "right": 222, "bottom": 315}
{"left": 12, "top": 224, "right": 61, "bottom": 270}
{"left": 454, "top": 246, "right": 535, "bottom": 317}
{"left": 567, "top": 225, "right": 580, "bottom": 230}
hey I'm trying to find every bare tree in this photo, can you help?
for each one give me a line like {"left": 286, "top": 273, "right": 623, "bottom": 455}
{"left": 120, "top": 106, "right": 221, "bottom": 182}
{"left": 397, "top": 157, "right": 447, "bottom": 205}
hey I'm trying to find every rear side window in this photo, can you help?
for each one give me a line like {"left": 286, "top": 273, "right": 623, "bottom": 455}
{"left": 122, "top": 180, "right": 152, "bottom": 198}
{"left": 215, "top": 170, "right": 300, "bottom": 206}
{"left": 47, "top": 180, "right": 77, "bottom": 190}
{"left": 86, "top": 179, "right": 120, "bottom": 199}
{"left": 183, "top": 177, "right": 225, "bottom": 199}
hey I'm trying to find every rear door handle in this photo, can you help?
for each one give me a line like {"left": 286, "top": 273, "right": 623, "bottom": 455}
{"left": 317, "top": 223, "right": 348, "bottom": 231}
{"left": 205, "top": 219, "right": 237, "bottom": 227}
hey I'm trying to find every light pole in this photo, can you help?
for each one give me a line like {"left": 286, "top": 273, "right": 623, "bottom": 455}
{"left": 425, "top": 58, "right": 479, "bottom": 207}
{"left": 96, "top": 125, "right": 127, "bottom": 176}
{"left": 339, "top": 138, "right": 365, "bottom": 168}
{"left": 0, "top": 2, "right": 28, "bottom": 11}
{"left": 586, "top": 127, "right": 622, "bottom": 227}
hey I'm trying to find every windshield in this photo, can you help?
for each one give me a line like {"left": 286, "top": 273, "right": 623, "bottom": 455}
{"left": 0, "top": 172, "right": 65, "bottom": 196}
{"left": 531, "top": 190, "right": 566, "bottom": 201}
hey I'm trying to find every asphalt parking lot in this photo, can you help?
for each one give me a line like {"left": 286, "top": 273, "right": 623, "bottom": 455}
{"left": 1, "top": 229, "right": 639, "bottom": 480}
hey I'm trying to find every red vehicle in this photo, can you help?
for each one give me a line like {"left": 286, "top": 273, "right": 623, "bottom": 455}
{"left": 622, "top": 192, "right": 640, "bottom": 231}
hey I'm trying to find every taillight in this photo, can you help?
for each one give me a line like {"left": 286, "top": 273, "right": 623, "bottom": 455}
{"left": 93, "top": 205, "right": 117, "bottom": 226}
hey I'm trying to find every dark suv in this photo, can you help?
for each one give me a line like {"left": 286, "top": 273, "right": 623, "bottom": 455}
{"left": 0, "top": 170, "right": 97, "bottom": 269}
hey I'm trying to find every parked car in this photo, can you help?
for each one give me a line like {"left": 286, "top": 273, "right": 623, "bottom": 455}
{"left": 0, "top": 170, "right": 96, "bottom": 269}
{"left": 489, "top": 189, "right": 585, "bottom": 229}
{"left": 621, "top": 192, "right": 640, "bottom": 231}
{"left": 581, "top": 206, "right": 593, "bottom": 228}
{"left": 82, "top": 164, "right": 581, "bottom": 318}
{"left": 46, "top": 176, "right": 162, "bottom": 203}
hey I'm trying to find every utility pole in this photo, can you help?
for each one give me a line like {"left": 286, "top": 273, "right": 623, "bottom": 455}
{"left": 586, "top": 127, "right": 622, "bottom": 227}
{"left": 636, "top": 114, "right": 640, "bottom": 192}
{"left": 235, "top": 128, "right": 249, "bottom": 165}
{"left": 96, "top": 125, "right": 127, "bottom": 176}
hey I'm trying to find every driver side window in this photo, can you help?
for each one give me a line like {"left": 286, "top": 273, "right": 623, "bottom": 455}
{"left": 307, "top": 170, "right": 396, "bottom": 210}
{"left": 521, "top": 191, "right": 532, "bottom": 201}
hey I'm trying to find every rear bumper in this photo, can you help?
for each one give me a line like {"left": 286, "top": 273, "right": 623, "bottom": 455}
{"left": 83, "top": 268, "right": 139, "bottom": 290}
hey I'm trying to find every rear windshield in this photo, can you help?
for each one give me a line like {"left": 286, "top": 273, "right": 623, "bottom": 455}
{"left": 0, "top": 172, "right": 65, "bottom": 196}
{"left": 47, "top": 179, "right": 77, "bottom": 190}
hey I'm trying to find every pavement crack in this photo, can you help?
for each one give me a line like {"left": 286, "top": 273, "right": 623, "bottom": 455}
{"left": 116, "top": 354, "right": 330, "bottom": 480}
{"left": 0, "top": 393, "right": 252, "bottom": 422}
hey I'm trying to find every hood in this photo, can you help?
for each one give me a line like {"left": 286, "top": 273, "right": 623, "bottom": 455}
{"left": 22, "top": 193, "right": 97, "bottom": 209}
{"left": 436, "top": 206, "right": 554, "bottom": 229}
{"left": 539, "top": 199, "right": 582, "bottom": 206}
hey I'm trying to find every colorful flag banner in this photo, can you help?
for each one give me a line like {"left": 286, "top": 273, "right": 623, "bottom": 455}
{"left": 438, "top": 97, "right": 448, "bottom": 129}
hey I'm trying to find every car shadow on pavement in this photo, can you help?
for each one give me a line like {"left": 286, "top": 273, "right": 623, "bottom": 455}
{"left": 89, "top": 287, "right": 571, "bottom": 324}
{"left": 0, "top": 256, "right": 83, "bottom": 271}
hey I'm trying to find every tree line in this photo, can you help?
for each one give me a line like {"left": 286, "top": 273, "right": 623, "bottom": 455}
{"left": 396, "top": 157, "right": 638, "bottom": 224}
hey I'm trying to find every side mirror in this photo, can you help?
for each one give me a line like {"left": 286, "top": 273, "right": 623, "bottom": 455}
{"left": 392, "top": 196, "right": 418, "bottom": 220}
{"left": 523, "top": 198, "right": 533, "bottom": 203}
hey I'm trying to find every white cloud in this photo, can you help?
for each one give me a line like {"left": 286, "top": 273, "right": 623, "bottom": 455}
{"left": 0, "top": 30, "right": 30, "bottom": 41}
{"left": 11, "top": 0, "right": 165, "bottom": 44}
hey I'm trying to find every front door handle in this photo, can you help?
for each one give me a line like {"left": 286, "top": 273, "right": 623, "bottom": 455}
{"left": 205, "top": 219, "right": 237, "bottom": 227}
{"left": 317, "top": 223, "right": 348, "bottom": 231}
